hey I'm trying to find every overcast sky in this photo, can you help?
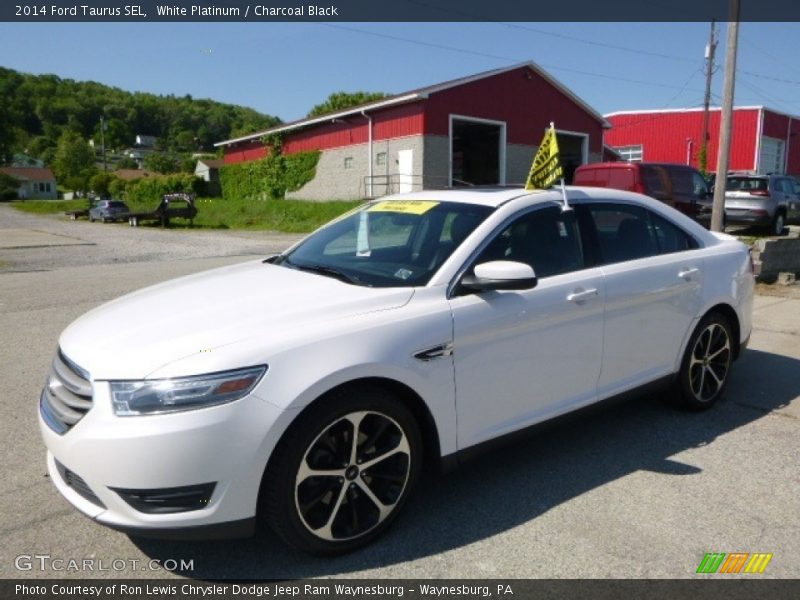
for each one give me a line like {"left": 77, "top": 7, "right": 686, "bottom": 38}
{"left": 1, "top": 22, "right": 799, "bottom": 122}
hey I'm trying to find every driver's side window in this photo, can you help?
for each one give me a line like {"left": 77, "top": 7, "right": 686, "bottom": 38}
{"left": 475, "top": 207, "right": 584, "bottom": 278}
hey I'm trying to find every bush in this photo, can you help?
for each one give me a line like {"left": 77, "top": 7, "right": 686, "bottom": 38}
{"left": 219, "top": 150, "right": 319, "bottom": 201}
{"left": 123, "top": 173, "right": 203, "bottom": 210}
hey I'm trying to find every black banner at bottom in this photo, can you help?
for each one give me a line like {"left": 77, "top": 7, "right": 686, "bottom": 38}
{"left": 4, "top": 579, "right": 800, "bottom": 600}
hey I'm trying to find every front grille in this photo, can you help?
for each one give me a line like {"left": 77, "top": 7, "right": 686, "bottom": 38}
{"left": 55, "top": 460, "right": 106, "bottom": 508}
{"left": 40, "top": 350, "right": 93, "bottom": 434}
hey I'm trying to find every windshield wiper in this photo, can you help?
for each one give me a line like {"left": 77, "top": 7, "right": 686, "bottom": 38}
{"left": 284, "top": 260, "right": 365, "bottom": 286}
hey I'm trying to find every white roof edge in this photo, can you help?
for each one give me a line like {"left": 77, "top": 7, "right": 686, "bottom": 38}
{"left": 604, "top": 105, "right": 767, "bottom": 118}
{"left": 216, "top": 61, "right": 609, "bottom": 147}
{"left": 214, "top": 93, "right": 423, "bottom": 147}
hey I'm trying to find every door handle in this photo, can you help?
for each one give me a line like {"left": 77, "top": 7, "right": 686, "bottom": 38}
{"left": 679, "top": 267, "right": 700, "bottom": 280}
{"left": 567, "top": 288, "right": 599, "bottom": 303}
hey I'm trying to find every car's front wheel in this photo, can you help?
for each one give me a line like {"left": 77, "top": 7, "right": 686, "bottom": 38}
{"left": 770, "top": 210, "right": 786, "bottom": 236}
{"left": 263, "top": 385, "right": 421, "bottom": 555}
{"left": 676, "top": 313, "right": 734, "bottom": 410}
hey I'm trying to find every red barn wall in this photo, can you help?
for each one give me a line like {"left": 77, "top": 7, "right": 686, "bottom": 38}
{"left": 423, "top": 66, "right": 604, "bottom": 153}
{"left": 605, "top": 108, "right": 761, "bottom": 172}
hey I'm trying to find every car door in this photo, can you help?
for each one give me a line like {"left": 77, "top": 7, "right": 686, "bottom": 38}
{"left": 579, "top": 202, "right": 705, "bottom": 397}
{"left": 449, "top": 205, "right": 605, "bottom": 449}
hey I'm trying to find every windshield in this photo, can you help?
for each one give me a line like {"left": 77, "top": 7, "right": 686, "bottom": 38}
{"left": 277, "top": 200, "right": 493, "bottom": 287}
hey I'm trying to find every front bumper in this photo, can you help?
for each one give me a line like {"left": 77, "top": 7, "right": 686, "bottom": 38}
{"left": 39, "top": 382, "right": 294, "bottom": 538}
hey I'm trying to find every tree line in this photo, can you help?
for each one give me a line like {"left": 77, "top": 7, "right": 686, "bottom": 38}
{"left": 0, "top": 66, "right": 281, "bottom": 167}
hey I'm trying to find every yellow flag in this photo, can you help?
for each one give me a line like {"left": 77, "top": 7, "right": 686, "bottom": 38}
{"left": 525, "top": 124, "right": 563, "bottom": 190}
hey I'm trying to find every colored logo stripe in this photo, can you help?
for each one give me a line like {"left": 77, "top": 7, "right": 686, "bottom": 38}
{"left": 697, "top": 552, "right": 773, "bottom": 574}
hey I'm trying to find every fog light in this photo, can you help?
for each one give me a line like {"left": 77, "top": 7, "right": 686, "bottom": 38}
{"left": 112, "top": 482, "right": 216, "bottom": 514}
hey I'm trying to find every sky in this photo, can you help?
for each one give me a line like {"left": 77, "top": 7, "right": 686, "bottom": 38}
{"left": 1, "top": 21, "right": 799, "bottom": 124}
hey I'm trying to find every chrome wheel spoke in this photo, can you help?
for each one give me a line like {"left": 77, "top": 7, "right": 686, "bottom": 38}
{"left": 360, "top": 435, "right": 410, "bottom": 470}
{"left": 317, "top": 483, "right": 349, "bottom": 541}
{"left": 355, "top": 477, "right": 393, "bottom": 520}
{"left": 297, "top": 460, "right": 344, "bottom": 483}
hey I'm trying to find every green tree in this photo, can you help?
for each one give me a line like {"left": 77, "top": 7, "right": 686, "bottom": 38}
{"left": 115, "top": 156, "right": 139, "bottom": 170}
{"left": 52, "top": 130, "right": 96, "bottom": 192}
{"left": 307, "top": 91, "right": 387, "bottom": 118}
{"left": 0, "top": 172, "right": 19, "bottom": 200}
{"left": 143, "top": 152, "right": 181, "bottom": 174}
{"left": 90, "top": 172, "right": 115, "bottom": 197}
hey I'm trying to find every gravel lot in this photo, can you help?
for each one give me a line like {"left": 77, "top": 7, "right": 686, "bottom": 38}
{"left": 1, "top": 204, "right": 798, "bottom": 580}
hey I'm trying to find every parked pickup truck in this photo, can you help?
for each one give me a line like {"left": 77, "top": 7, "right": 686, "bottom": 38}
{"left": 127, "top": 193, "right": 197, "bottom": 227}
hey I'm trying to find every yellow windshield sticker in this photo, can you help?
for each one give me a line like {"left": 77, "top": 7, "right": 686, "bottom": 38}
{"left": 367, "top": 200, "right": 439, "bottom": 215}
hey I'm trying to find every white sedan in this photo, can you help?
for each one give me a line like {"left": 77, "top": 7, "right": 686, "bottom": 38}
{"left": 39, "top": 186, "right": 753, "bottom": 554}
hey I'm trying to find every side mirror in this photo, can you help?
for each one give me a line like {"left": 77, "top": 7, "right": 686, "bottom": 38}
{"left": 459, "top": 260, "right": 537, "bottom": 292}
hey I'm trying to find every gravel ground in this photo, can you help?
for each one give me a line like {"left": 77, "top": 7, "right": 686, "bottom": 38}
{"left": 0, "top": 204, "right": 303, "bottom": 272}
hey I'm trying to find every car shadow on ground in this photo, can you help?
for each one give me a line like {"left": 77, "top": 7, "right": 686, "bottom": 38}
{"left": 130, "top": 348, "right": 798, "bottom": 579}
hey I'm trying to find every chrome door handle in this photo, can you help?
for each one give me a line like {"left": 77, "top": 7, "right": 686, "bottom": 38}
{"left": 567, "top": 288, "right": 598, "bottom": 303}
{"left": 679, "top": 268, "right": 700, "bottom": 280}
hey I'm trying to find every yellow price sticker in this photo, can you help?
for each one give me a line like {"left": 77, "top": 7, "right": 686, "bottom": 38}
{"left": 367, "top": 200, "right": 439, "bottom": 215}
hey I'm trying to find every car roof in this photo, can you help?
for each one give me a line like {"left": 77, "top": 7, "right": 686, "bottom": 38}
{"left": 376, "top": 185, "right": 662, "bottom": 208}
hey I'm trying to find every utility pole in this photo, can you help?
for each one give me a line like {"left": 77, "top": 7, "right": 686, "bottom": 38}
{"left": 700, "top": 20, "right": 717, "bottom": 174}
{"left": 100, "top": 115, "right": 107, "bottom": 173}
{"left": 711, "top": 0, "right": 740, "bottom": 232}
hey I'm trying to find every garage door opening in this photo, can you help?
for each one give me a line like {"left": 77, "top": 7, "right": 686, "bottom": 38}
{"left": 450, "top": 116, "right": 506, "bottom": 187}
{"left": 555, "top": 131, "right": 588, "bottom": 183}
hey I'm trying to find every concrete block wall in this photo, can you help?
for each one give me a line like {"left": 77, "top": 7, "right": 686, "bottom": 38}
{"left": 286, "top": 136, "right": 426, "bottom": 201}
{"left": 752, "top": 236, "right": 800, "bottom": 280}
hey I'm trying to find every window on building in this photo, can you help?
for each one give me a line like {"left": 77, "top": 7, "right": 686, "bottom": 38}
{"left": 344, "top": 157, "right": 354, "bottom": 169}
{"left": 615, "top": 145, "right": 644, "bottom": 162}
{"left": 376, "top": 152, "right": 387, "bottom": 166}
{"left": 45, "top": 183, "right": 51, "bottom": 192}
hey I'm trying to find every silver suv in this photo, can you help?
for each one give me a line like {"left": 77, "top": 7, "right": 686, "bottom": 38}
{"left": 723, "top": 174, "right": 799, "bottom": 235}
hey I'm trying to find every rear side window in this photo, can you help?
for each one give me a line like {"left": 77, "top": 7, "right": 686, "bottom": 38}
{"left": 649, "top": 212, "right": 698, "bottom": 253}
{"left": 587, "top": 205, "right": 659, "bottom": 263}
{"left": 641, "top": 166, "right": 668, "bottom": 197}
{"left": 584, "top": 204, "right": 698, "bottom": 264}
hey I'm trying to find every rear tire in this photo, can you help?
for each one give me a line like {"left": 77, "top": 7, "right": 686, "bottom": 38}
{"left": 262, "top": 384, "right": 422, "bottom": 555}
{"left": 675, "top": 313, "right": 734, "bottom": 410}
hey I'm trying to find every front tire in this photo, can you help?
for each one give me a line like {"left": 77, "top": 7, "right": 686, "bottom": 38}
{"left": 676, "top": 313, "right": 734, "bottom": 410}
{"left": 770, "top": 211, "right": 786, "bottom": 236}
{"left": 262, "top": 385, "right": 422, "bottom": 555}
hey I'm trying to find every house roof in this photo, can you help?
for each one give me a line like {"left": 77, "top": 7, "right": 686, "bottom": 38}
{"left": 215, "top": 61, "right": 610, "bottom": 148}
{"left": 0, "top": 167, "right": 56, "bottom": 182}
{"left": 113, "top": 169, "right": 156, "bottom": 181}
{"left": 196, "top": 159, "right": 225, "bottom": 169}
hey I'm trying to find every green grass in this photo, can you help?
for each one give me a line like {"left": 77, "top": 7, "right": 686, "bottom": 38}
{"left": 10, "top": 199, "right": 89, "bottom": 214}
{"left": 188, "top": 197, "right": 363, "bottom": 233}
{"left": 9, "top": 196, "right": 363, "bottom": 233}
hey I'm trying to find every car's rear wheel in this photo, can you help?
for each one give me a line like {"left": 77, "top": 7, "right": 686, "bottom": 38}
{"left": 676, "top": 313, "right": 733, "bottom": 410}
{"left": 263, "top": 385, "right": 421, "bottom": 555}
{"left": 770, "top": 210, "right": 786, "bottom": 236}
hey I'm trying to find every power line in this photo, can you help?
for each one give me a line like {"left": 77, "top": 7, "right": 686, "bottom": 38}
{"left": 320, "top": 24, "right": 709, "bottom": 95}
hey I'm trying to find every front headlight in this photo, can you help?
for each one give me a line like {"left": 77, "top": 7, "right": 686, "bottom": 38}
{"left": 110, "top": 366, "right": 267, "bottom": 416}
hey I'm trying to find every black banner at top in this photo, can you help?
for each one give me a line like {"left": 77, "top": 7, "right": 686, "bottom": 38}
{"left": 3, "top": 0, "right": 800, "bottom": 23}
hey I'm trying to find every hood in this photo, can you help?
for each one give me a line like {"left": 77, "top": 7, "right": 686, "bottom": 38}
{"left": 59, "top": 260, "right": 413, "bottom": 379}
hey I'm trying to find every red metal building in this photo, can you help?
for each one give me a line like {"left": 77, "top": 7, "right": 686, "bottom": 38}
{"left": 216, "top": 62, "right": 610, "bottom": 200}
{"left": 605, "top": 106, "right": 800, "bottom": 176}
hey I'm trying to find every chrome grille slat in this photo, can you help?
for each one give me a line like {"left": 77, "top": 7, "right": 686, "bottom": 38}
{"left": 52, "top": 353, "right": 92, "bottom": 396}
{"left": 45, "top": 388, "right": 83, "bottom": 424}
{"left": 40, "top": 349, "right": 93, "bottom": 434}
{"left": 47, "top": 380, "right": 92, "bottom": 410}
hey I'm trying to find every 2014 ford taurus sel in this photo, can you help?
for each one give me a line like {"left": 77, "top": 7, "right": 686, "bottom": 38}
{"left": 39, "top": 187, "right": 754, "bottom": 554}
